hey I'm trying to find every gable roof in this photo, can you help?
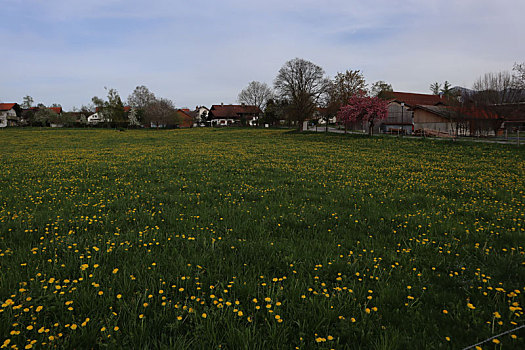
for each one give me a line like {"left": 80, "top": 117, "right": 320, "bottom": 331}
{"left": 0, "top": 103, "right": 18, "bottom": 111}
{"left": 185, "top": 110, "right": 199, "bottom": 119}
{"left": 413, "top": 105, "right": 500, "bottom": 120}
{"left": 21, "top": 106, "right": 62, "bottom": 113}
{"left": 176, "top": 109, "right": 193, "bottom": 119}
{"left": 387, "top": 92, "right": 446, "bottom": 107}
{"left": 175, "top": 109, "right": 193, "bottom": 127}
{"left": 412, "top": 105, "right": 453, "bottom": 119}
{"left": 210, "top": 104, "right": 262, "bottom": 118}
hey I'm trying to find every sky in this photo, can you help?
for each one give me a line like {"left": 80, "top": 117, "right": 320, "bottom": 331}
{"left": 1, "top": 0, "right": 524, "bottom": 110}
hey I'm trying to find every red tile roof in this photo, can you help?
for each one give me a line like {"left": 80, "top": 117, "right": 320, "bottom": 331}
{"left": 388, "top": 92, "right": 446, "bottom": 107}
{"left": 48, "top": 107, "right": 62, "bottom": 114}
{"left": 175, "top": 109, "right": 193, "bottom": 127}
{"left": 95, "top": 106, "right": 132, "bottom": 113}
{"left": 210, "top": 104, "right": 261, "bottom": 118}
{"left": 0, "top": 103, "right": 17, "bottom": 111}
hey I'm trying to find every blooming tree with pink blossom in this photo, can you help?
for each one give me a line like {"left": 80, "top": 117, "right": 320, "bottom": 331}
{"left": 337, "top": 91, "right": 389, "bottom": 135}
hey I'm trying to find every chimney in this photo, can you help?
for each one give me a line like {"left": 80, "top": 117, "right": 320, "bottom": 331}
{"left": 221, "top": 102, "right": 224, "bottom": 106}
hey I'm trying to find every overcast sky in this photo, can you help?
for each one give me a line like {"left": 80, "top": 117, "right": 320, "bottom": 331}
{"left": 2, "top": 0, "right": 524, "bottom": 110}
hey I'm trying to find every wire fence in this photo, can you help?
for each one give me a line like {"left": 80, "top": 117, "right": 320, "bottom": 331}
{"left": 462, "top": 324, "right": 525, "bottom": 350}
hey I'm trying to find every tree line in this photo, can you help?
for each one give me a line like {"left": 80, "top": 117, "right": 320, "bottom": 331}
{"left": 16, "top": 58, "right": 525, "bottom": 132}
{"left": 17, "top": 86, "right": 181, "bottom": 128}
{"left": 428, "top": 63, "right": 525, "bottom": 136}
{"left": 237, "top": 58, "right": 525, "bottom": 133}
{"left": 237, "top": 58, "right": 393, "bottom": 130}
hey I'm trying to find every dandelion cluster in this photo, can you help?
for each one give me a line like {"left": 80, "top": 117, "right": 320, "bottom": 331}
{"left": 0, "top": 128, "right": 523, "bottom": 348}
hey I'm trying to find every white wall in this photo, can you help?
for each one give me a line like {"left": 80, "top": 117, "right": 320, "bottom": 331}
{"left": 0, "top": 112, "right": 7, "bottom": 127}
{"left": 0, "top": 109, "right": 16, "bottom": 127}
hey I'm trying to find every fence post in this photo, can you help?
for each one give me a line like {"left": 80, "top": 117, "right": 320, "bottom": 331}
{"left": 518, "top": 130, "right": 520, "bottom": 147}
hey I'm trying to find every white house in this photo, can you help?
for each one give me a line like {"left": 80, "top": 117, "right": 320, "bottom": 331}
{"left": 88, "top": 106, "right": 132, "bottom": 125}
{"left": 0, "top": 103, "right": 21, "bottom": 127}
{"left": 87, "top": 112, "right": 107, "bottom": 125}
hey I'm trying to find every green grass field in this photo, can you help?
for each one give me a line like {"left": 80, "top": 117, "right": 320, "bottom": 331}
{"left": 0, "top": 128, "right": 524, "bottom": 349}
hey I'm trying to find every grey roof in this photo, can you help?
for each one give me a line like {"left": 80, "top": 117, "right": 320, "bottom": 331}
{"left": 413, "top": 105, "right": 454, "bottom": 119}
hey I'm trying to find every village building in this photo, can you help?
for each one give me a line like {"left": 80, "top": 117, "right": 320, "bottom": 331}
{"left": 491, "top": 102, "right": 525, "bottom": 132}
{"left": 380, "top": 92, "right": 448, "bottom": 134}
{"left": 412, "top": 105, "right": 502, "bottom": 137}
{"left": 315, "top": 107, "right": 337, "bottom": 125}
{"left": 0, "top": 103, "right": 21, "bottom": 127}
{"left": 88, "top": 106, "right": 131, "bottom": 125}
{"left": 208, "top": 104, "right": 261, "bottom": 126}
{"left": 175, "top": 109, "right": 194, "bottom": 128}
{"left": 191, "top": 106, "right": 209, "bottom": 126}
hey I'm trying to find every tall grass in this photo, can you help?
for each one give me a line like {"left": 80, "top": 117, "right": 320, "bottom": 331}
{"left": 0, "top": 128, "right": 523, "bottom": 349}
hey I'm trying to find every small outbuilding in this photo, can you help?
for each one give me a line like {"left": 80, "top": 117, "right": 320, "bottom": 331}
{"left": 0, "top": 103, "right": 21, "bottom": 127}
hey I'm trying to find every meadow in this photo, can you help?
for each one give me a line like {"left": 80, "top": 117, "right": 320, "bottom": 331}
{"left": 0, "top": 128, "right": 524, "bottom": 349}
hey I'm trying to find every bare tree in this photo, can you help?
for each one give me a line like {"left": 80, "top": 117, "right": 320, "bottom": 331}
{"left": 472, "top": 71, "right": 521, "bottom": 104}
{"left": 144, "top": 98, "right": 178, "bottom": 128}
{"left": 274, "top": 58, "right": 329, "bottom": 130}
{"left": 237, "top": 81, "right": 273, "bottom": 110}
